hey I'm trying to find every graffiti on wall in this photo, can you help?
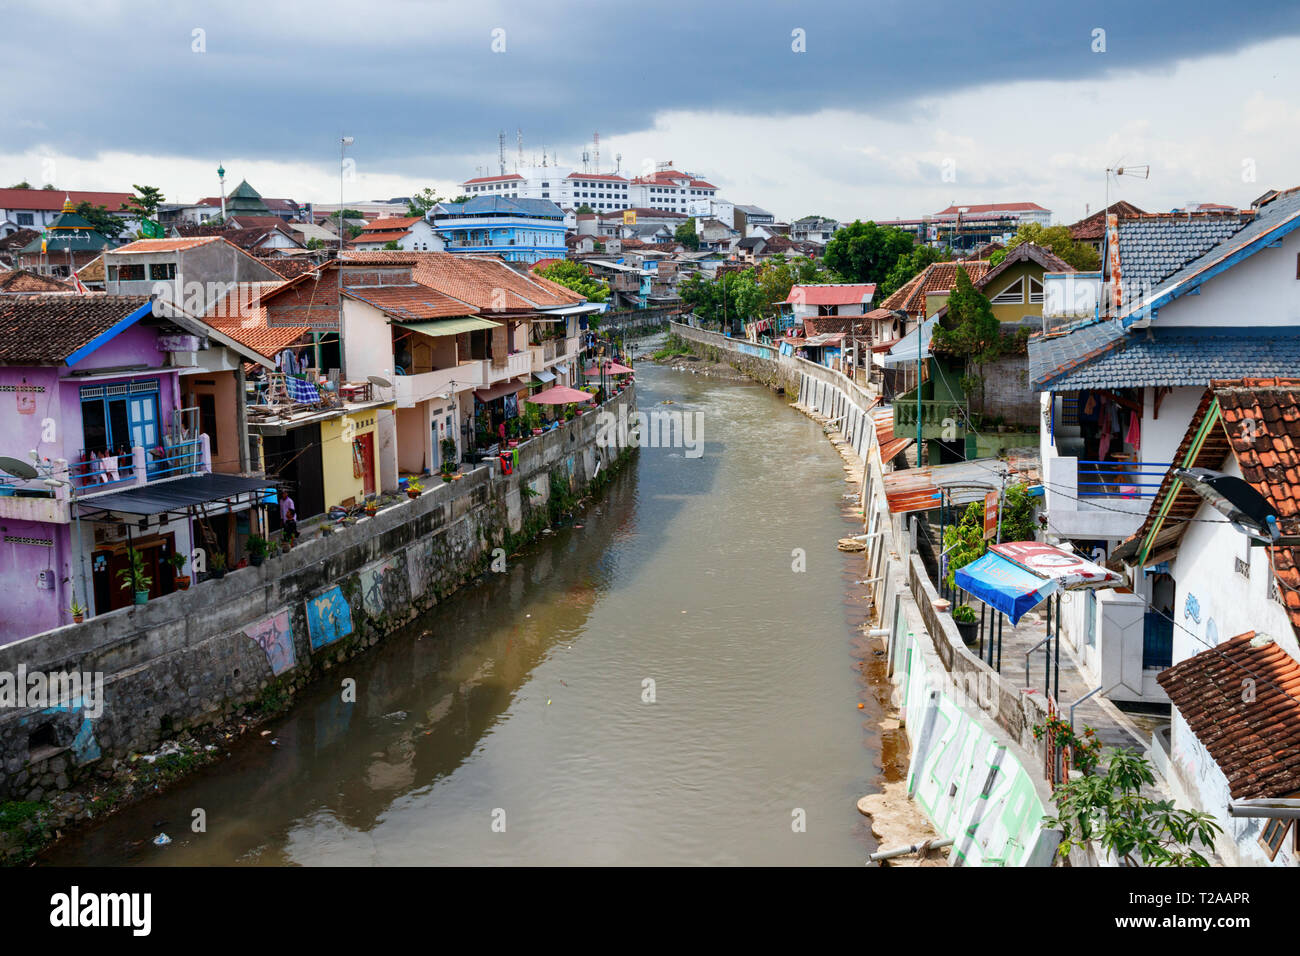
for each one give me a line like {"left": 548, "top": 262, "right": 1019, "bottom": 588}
{"left": 306, "top": 586, "right": 354, "bottom": 650}
{"left": 406, "top": 540, "right": 435, "bottom": 603}
{"left": 359, "top": 558, "right": 406, "bottom": 620}
{"left": 243, "top": 609, "right": 296, "bottom": 676}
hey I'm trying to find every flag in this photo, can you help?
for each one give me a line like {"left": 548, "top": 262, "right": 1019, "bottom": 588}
{"left": 70, "top": 270, "right": 88, "bottom": 295}
{"left": 40, "top": 229, "right": 47, "bottom": 254}
{"left": 141, "top": 219, "right": 164, "bottom": 239}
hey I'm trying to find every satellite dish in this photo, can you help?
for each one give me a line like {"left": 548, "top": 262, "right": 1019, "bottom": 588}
{"left": 1175, "top": 467, "right": 1280, "bottom": 541}
{"left": 0, "top": 456, "right": 37, "bottom": 480}
{"left": 367, "top": 375, "right": 392, "bottom": 389}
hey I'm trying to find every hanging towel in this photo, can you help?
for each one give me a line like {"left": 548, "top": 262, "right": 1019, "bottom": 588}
{"left": 1097, "top": 397, "right": 1112, "bottom": 461}
{"left": 1110, "top": 401, "right": 1122, "bottom": 433}
{"left": 1126, "top": 410, "right": 1141, "bottom": 449}
{"left": 1083, "top": 391, "right": 1096, "bottom": 416}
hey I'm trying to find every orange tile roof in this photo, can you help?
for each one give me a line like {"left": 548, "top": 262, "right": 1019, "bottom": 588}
{"left": 0, "top": 188, "right": 135, "bottom": 212}
{"left": 341, "top": 284, "right": 476, "bottom": 321}
{"left": 343, "top": 251, "right": 583, "bottom": 312}
{"left": 880, "top": 260, "right": 990, "bottom": 314}
{"left": 204, "top": 281, "right": 310, "bottom": 359}
{"left": 1158, "top": 631, "right": 1300, "bottom": 799}
{"left": 357, "top": 216, "right": 422, "bottom": 232}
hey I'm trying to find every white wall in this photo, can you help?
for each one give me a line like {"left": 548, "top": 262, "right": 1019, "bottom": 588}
{"left": 1150, "top": 228, "right": 1300, "bottom": 328}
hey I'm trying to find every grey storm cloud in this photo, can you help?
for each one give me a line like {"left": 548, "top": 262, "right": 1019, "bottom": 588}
{"left": 3, "top": 0, "right": 1300, "bottom": 168}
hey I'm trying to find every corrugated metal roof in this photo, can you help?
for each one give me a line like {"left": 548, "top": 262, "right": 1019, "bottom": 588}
{"left": 78, "top": 473, "right": 273, "bottom": 516}
{"left": 883, "top": 454, "right": 1038, "bottom": 514}
{"left": 397, "top": 316, "right": 501, "bottom": 337}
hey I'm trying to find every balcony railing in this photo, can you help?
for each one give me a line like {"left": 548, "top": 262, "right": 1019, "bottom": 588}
{"left": 72, "top": 438, "right": 206, "bottom": 493}
{"left": 894, "top": 398, "right": 968, "bottom": 430}
{"left": 1076, "top": 460, "right": 1172, "bottom": 498}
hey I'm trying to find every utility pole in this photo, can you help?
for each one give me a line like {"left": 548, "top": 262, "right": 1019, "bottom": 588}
{"left": 339, "top": 136, "right": 354, "bottom": 257}
{"left": 995, "top": 466, "right": 1008, "bottom": 544}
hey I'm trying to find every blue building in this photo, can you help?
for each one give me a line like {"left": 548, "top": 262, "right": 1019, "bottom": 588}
{"left": 430, "top": 196, "right": 567, "bottom": 264}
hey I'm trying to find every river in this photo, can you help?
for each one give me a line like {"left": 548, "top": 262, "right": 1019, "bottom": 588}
{"left": 44, "top": 357, "right": 886, "bottom": 865}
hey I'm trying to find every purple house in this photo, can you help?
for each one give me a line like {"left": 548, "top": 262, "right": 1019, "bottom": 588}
{"left": 0, "top": 294, "right": 272, "bottom": 644}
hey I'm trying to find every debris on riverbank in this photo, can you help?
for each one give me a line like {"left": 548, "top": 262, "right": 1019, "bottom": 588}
{"left": 650, "top": 347, "right": 752, "bottom": 383}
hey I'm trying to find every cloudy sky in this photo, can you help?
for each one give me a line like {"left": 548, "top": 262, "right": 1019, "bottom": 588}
{"left": 4, "top": 0, "right": 1300, "bottom": 224}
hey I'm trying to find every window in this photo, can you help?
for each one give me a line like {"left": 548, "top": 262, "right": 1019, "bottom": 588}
{"left": 1260, "top": 817, "right": 1292, "bottom": 861}
{"left": 116, "top": 263, "right": 146, "bottom": 281}
{"left": 17, "top": 212, "right": 33, "bottom": 226}
{"left": 1028, "top": 276, "right": 1044, "bottom": 304}
{"left": 991, "top": 276, "right": 1025, "bottom": 304}
{"left": 149, "top": 262, "right": 176, "bottom": 280}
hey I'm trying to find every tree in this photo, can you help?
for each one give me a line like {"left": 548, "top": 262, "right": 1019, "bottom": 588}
{"left": 41, "top": 183, "right": 57, "bottom": 190}
{"left": 7, "top": 181, "right": 31, "bottom": 189}
{"left": 306, "top": 237, "right": 325, "bottom": 250}
{"left": 731, "top": 270, "right": 765, "bottom": 320}
{"left": 930, "top": 266, "right": 1000, "bottom": 364}
{"left": 1006, "top": 222, "right": 1101, "bottom": 271}
{"left": 447, "top": 195, "right": 471, "bottom": 204}
{"left": 407, "top": 187, "right": 442, "bottom": 217}
{"left": 941, "top": 482, "right": 1038, "bottom": 586}
{"left": 75, "top": 202, "right": 127, "bottom": 238}
{"left": 823, "top": 220, "right": 916, "bottom": 285}
{"left": 535, "top": 259, "right": 609, "bottom": 302}
{"left": 675, "top": 218, "right": 700, "bottom": 251}
{"left": 382, "top": 240, "right": 401, "bottom": 250}
{"left": 122, "top": 184, "right": 165, "bottom": 221}
{"left": 1045, "top": 748, "right": 1221, "bottom": 866}
{"left": 879, "top": 245, "right": 952, "bottom": 301}
{"left": 575, "top": 204, "right": 594, "bottom": 215}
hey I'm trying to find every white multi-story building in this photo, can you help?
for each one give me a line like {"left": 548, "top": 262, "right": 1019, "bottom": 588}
{"left": 459, "top": 164, "right": 720, "bottom": 215}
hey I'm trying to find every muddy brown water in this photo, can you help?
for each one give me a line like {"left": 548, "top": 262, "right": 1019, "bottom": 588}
{"left": 44, "top": 361, "right": 889, "bottom": 865}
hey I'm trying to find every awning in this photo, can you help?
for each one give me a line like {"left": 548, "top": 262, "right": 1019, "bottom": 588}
{"left": 553, "top": 363, "right": 569, "bottom": 375}
{"left": 527, "top": 385, "right": 596, "bottom": 406}
{"left": 881, "top": 317, "right": 937, "bottom": 368}
{"left": 533, "top": 369, "right": 556, "bottom": 384}
{"left": 473, "top": 378, "right": 528, "bottom": 403}
{"left": 538, "top": 303, "right": 604, "bottom": 317}
{"left": 77, "top": 474, "right": 274, "bottom": 517}
{"left": 956, "top": 552, "right": 1059, "bottom": 625}
{"left": 397, "top": 316, "right": 501, "bottom": 337}
{"left": 584, "top": 361, "right": 634, "bottom": 375}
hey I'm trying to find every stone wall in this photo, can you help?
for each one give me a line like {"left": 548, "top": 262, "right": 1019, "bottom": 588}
{"left": 0, "top": 389, "right": 637, "bottom": 803}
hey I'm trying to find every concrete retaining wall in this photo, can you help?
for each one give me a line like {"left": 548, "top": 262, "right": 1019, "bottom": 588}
{"left": 0, "top": 388, "right": 637, "bottom": 802}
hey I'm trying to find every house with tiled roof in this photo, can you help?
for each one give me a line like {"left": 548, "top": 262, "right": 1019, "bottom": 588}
{"left": 0, "top": 188, "right": 138, "bottom": 238}
{"left": 1093, "top": 378, "right": 1300, "bottom": 863}
{"left": 1028, "top": 187, "right": 1300, "bottom": 549}
{"left": 348, "top": 216, "right": 444, "bottom": 252}
{"left": 0, "top": 294, "right": 276, "bottom": 641}
{"left": 0, "top": 269, "right": 73, "bottom": 294}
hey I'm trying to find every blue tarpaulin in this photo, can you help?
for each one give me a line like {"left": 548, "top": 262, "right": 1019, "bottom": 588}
{"left": 955, "top": 551, "right": 1059, "bottom": 624}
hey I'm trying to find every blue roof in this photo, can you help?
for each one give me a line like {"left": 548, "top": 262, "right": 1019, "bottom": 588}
{"left": 1029, "top": 324, "right": 1300, "bottom": 391}
{"left": 437, "top": 195, "right": 564, "bottom": 220}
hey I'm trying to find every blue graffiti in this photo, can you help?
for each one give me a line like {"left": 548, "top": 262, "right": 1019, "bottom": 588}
{"left": 307, "top": 586, "right": 354, "bottom": 650}
{"left": 1183, "top": 592, "right": 1201, "bottom": 624}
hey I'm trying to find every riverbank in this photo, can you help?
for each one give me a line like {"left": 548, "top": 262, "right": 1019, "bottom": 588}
{"left": 1, "top": 390, "right": 638, "bottom": 865}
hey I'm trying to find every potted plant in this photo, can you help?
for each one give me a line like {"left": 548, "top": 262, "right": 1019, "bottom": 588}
{"left": 952, "top": 604, "right": 979, "bottom": 645}
{"left": 69, "top": 599, "right": 85, "bottom": 624}
{"left": 525, "top": 404, "right": 543, "bottom": 436}
{"left": 441, "top": 461, "right": 455, "bottom": 483}
{"left": 364, "top": 498, "right": 379, "bottom": 517}
{"left": 116, "top": 548, "right": 152, "bottom": 605}
{"left": 247, "top": 534, "right": 269, "bottom": 566}
{"left": 441, "top": 437, "right": 458, "bottom": 470}
{"left": 168, "top": 551, "right": 190, "bottom": 590}
{"left": 406, "top": 478, "right": 424, "bottom": 500}
{"left": 210, "top": 552, "right": 227, "bottom": 579}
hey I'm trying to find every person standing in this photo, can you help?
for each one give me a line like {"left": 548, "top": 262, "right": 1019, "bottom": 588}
{"left": 281, "top": 493, "right": 298, "bottom": 545}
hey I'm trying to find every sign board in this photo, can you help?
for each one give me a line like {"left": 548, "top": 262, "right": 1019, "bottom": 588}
{"left": 983, "top": 491, "right": 999, "bottom": 540}
{"left": 991, "top": 541, "right": 1121, "bottom": 589}
{"left": 623, "top": 211, "right": 636, "bottom": 225}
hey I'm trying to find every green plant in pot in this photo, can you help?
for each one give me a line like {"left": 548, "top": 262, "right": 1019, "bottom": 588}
{"left": 441, "top": 437, "right": 458, "bottom": 469}
{"left": 210, "top": 552, "right": 227, "bottom": 579}
{"left": 116, "top": 548, "right": 152, "bottom": 605}
{"left": 68, "top": 599, "right": 86, "bottom": 624}
{"left": 952, "top": 603, "right": 979, "bottom": 645}
{"left": 167, "top": 550, "right": 190, "bottom": 590}
{"left": 406, "top": 478, "right": 423, "bottom": 499}
{"left": 524, "top": 403, "right": 543, "bottom": 435}
{"left": 247, "top": 534, "right": 269, "bottom": 566}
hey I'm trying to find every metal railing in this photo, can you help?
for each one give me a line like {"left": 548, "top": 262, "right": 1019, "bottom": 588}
{"left": 1076, "top": 460, "right": 1172, "bottom": 498}
{"left": 71, "top": 438, "right": 204, "bottom": 490}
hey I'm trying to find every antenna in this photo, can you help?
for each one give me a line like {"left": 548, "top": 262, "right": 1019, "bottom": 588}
{"left": 593, "top": 131, "right": 600, "bottom": 175}
{"left": 517, "top": 128, "right": 523, "bottom": 171}
{"left": 616, "top": 152, "right": 622, "bottom": 174}
{"left": 498, "top": 131, "right": 506, "bottom": 176}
